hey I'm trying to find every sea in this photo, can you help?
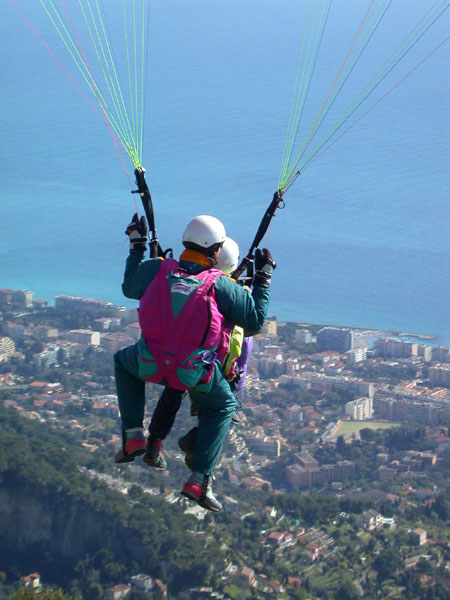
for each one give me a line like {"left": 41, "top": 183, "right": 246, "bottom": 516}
{"left": 1, "top": 1, "right": 449, "bottom": 345}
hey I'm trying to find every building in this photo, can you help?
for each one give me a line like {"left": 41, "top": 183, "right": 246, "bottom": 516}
{"left": 374, "top": 338, "right": 418, "bottom": 358}
{"left": 34, "top": 325, "right": 58, "bottom": 341}
{"left": 429, "top": 364, "right": 450, "bottom": 388}
{"left": 346, "top": 346, "right": 368, "bottom": 363}
{"left": 257, "top": 354, "right": 285, "bottom": 377}
{"left": 21, "top": 573, "right": 41, "bottom": 591}
{"left": 411, "top": 528, "right": 427, "bottom": 546}
{"left": 33, "top": 345, "right": 61, "bottom": 370}
{"left": 262, "top": 319, "right": 277, "bottom": 337}
{"left": 235, "top": 567, "right": 257, "bottom": 588}
{"left": 0, "top": 336, "right": 15, "bottom": 359}
{"left": 131, "top": 574, "right": 153, "bottom": 592}
{"left": 296, "top": 452, "right": 319, "bottom": 469}
{"left": 358, "top": 510, "right": 384, "bottom": 531}
{"left": 286, "top": 459, "right": 356, "bottom": 489}
{"left": 418, "top": 345, "right": 432, "bottom": 361}
{"left": 55, "top": 295, "right": 125, "bottom": 317}
{"left": 345, "top": 396, "right": 373, "bottom": 420}
{"left": 93, "top": 317, "right": 121, "bottom": 331}
{"left": 12, "top": 289, "right": 35, "bottom": 308}
{"left": 0, "top": 288, "right": 14, "bottom": 305}
{"left": 374, "top": 393, "right": 443, "bottom": 426}
{"left": 431, "top": 346, "right": 450, "bottom": 364}
{"left": 280, "top": 372, "right": 374, "bottom": 398}
{"left": 101, "top": 332, "right": 135, "bottom": 353}
{"left": 245, "top": 433, "right": 281, "bottom": 458}
{"left": 126, "top": 322, "right": 141, "bottom": 341}
{"left": 317, "top": 327, "right": 353, "bottom": 352}
{"left": 377, "top": 358, "right": 423, "bottom": 378}
{"left": 268, "top": 531, "right": 293, "bottom": 548}
{"left": 104, "top": 584, "right": 131, "bottom": 600}
{"left": 63, "top": 329, "right": 100, "bottom": 346}
{"left": 2, "top": 321, "right": 27, "bottom": 340}
{"left": 295, "top": 329, "right": 312, "bottom": 344}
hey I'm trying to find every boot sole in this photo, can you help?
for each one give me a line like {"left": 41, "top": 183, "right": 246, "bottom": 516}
{"left": 181, "top": 489, "right": 199, "bottom": 503}
{"left": 114, "top": 447, "right": 146, "bottom": 464}
{"left": 181, "top": 489, "right": 222, "bottom": 512}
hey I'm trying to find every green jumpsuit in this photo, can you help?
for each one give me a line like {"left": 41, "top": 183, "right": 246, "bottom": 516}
{"left": 114, "top": 250, "right": 270, "bottom": 476}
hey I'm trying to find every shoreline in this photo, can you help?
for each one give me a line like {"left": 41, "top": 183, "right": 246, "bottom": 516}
{"left": 285, "top": 322, "right": 439, "bottom": 343}
{"left": 4, "top": 286, "right": 445, "bottom": 347}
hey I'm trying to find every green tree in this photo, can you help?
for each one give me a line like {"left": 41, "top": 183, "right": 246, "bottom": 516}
{"left": 336, "top": 435, "right": 346, "bottom": 456}
{"left": 433, "top": 492, "right": 450, "bottom": 521}
{"left": 360, "top": 427, "right": 375, "bottom": 442}
{"left": 373, "top": 548, "right": 403, "bottom": 582}
{"left": 335, "top": 580, "right": 359, "bottom": 600}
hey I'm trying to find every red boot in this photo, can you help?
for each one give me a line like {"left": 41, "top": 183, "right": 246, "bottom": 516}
{"left": 181, "top": 472, "right": 222, "bottom": 512}
{"left": 115, "top": 429, "right": 146, "bottom": 464}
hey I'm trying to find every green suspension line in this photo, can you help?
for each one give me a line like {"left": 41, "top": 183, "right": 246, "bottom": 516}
{"left": 279, "top": 0, "right": 449, "bottom": 192}
{"left": 38, "top": 0, "right": 149, "bottom": 169}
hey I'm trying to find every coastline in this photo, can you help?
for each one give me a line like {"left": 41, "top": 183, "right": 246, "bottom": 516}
{"left": 4, "top": 285, "right": 445, "bottom": 347}
{"left": 287, "top": 322, "right": 439, "bottom": 344}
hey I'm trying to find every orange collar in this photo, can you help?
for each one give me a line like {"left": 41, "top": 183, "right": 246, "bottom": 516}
{"left": 179, "top": 249, "right": 215, "bottom": 269}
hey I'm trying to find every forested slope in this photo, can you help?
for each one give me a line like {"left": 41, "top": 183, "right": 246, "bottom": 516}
{"left": 0, "top": 406, "right": 222, "bottom": 596}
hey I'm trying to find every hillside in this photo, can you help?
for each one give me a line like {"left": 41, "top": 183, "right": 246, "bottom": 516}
{"left": 0, "top": 406, "right": 222, "bottom": 597}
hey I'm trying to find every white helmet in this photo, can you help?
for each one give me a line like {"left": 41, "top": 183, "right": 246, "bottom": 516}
{"left": 182, "top": 215, "right": 226, "bottom": 250}
{"left": 216, "top": 236, "right": 239, "bottom": 275}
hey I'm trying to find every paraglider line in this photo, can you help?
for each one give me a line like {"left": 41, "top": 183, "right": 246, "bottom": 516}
{"left": 303, "top": 35, "right": 450, "bottom": 172}
{"left": 287, "top": 0, "right": 378, "bottom": 184}
{"left": 60, "top": 0, "right": 133, "bottom": 186}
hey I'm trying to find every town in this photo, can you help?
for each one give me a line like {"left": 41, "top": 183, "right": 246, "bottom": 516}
{"left": 1, "top": 288, "right": 449, "bottom": 599}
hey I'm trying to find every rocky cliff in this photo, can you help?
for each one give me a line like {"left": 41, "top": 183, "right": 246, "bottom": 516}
{"left": 0, "top": 474, "right": 148, "bottom": 582}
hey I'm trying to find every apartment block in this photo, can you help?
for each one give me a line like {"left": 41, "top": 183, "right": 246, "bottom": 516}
{"left": 317, "top": 327, "right": 353, "bottom": 352}
{"left": 429, "top": 364, "right": 450, "bottom": 388}
{"left": 63, "top": 329, "right": 100, "bottom": 346}
{"left": 374, "top": 395, "right": 442, "bottom": 425}
{"left": 295, "top": 329, "right": 312, "bottom": 344}
{"left": 431, "top": 346, "right": 450, "bottom": 364}
{"left": 262, "top": 319, "right": 277, "bottom": 337}
{"left": 0, "top": 336, "right": 15, "bottom": 358}
{"left": 12, "top": 289, "right": 35, "bottom": 308}
{"left": 345, "top": 396, "right": 373, "bottom": 420}
{"left": 374, "top": 338, "right": 418, "bottom": 358}
{"left": 346, "top": 346, "right": 368, "bottom": 363}
{"left": 55, "top": 295, "right": 125, "bottom": 318}
{"left": 286, "top": 459, "right": 356, "bottom": 489}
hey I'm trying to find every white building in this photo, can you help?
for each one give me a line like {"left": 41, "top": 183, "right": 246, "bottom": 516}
{"left": 64, "top": 329, "right": 100, "bottom": 346}
{"left": 346, "top": 346, "right": 368, "bottom": 363}
{"left": 345, "top": 397, "right": 373, "bottom": 420}
{"left": 295, "top": 329, "right": 312, "bottom": 344}
{"left": 131, "top": 574, "right": 153, "bottom": 591}
{"left": 0, "top": 336, "right": 15, "bottom": 358}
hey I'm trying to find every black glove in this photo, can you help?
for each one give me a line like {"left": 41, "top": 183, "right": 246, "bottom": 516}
{"left": 253, "top": 248, "right": 276, "bottom": 288}
{"left": 126, "top": 213, "right": 147, "bottom": 253}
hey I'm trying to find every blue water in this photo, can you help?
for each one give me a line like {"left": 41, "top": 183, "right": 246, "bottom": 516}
{"left": 1, "top": 1, "right": 449, "bottom": 344}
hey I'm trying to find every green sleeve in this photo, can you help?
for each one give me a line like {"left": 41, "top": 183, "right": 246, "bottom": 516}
{"left": 121, "top": 252, "right": 163, "bottom": 300}
{"left": 214, "top": 276, "right": 270, "bottom": 335}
